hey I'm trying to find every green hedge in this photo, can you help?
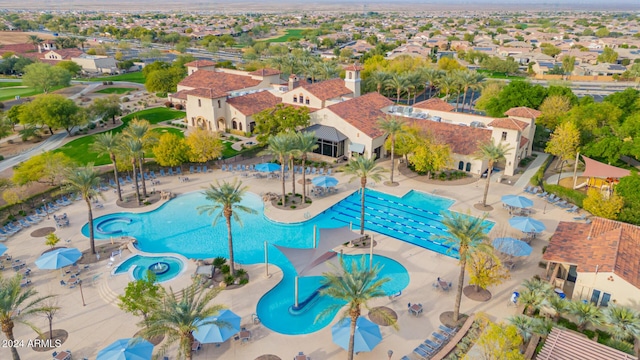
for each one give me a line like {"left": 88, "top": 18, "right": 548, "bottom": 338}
{"left": 530, "top": 155, "right": 553, "bottom": 186}
{"left": 544, "top": 184, "right": 587, "bottom": 207}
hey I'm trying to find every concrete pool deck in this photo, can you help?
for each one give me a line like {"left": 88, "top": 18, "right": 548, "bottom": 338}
{"left": 0, "top": 161, "right": 581, "bottom": 360}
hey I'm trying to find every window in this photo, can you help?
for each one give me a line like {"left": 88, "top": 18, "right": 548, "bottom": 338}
{"left": 465, "top": 162, "right": 471, "bottom": 172}
{"left": 305, "top": 98, "right": 310, "bottom": 105}
{"left": 458, "top": 161, "right": 464, "bottom": 170}
{"left": 198, "top": 99, "right": 202, "bottom": 107}
{"left": 299, "top": 94, "right": 304, "bottom": 104}
{"left": 293, "top": 96, "right": 298, "bottom": 103}
{"left": 501, "top": 131, "right": 507, "bottom": 141}
{"left": 232, "top": 121, "right": 237, "bottom": 130}
{"left": 217, "top": 100, "right": 221, "bottom": 108}
{"left": 239, "top": 123, "right": 243, "bottom": 131}
{"left": 312, "top": 139, "right": 345, "bottom": 158}
{"left": 348, "top": 72, "right": 352, "bottom": 79}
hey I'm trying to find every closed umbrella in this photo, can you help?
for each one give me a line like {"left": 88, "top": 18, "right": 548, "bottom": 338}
{"left": 96, "top": 338, "right": 153, "bottom": 360}
{"left": 193, "top": 309, "right": 241, "bottom": 344}
{"left": 312, "top": 176, "right": 339, "bottom": 188}
{"left": 509, "top": 217, "right": 546, "bottom": 233}
{"left": 331, "top": 316, "right": 382, "bottom": 353}
{"left": 501, "top": 195, "right": 533, "bottom": 209}
{"left": 255, "top": 163, "right": 281, "bottom": 172}
{"left": 0, "top": 244, "right": 7, "bottom": 256}
{"left": 492, "top": 237, "right": 533, "bottom": 257}
{"left": 35, "top": 248, "right": 82, "bottom": 270}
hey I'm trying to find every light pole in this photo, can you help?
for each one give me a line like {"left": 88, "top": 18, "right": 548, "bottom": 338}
{"left": 387, "top": 350, "right": 393, "bottom": 360}
{"left": 42, "top": 199, "right": 49, "bottom": 220}
{"left": 78, "top": 279, "right": 86, "bottom": 306}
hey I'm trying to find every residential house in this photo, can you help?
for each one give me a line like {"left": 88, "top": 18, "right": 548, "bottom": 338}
{"left": 71, "top": 54, "right": 117, "bottom": 74}
{"left": 543, "top": 217, "right": 640, "bottom": 308}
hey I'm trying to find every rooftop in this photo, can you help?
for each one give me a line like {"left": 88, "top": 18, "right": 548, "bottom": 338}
{"left": 178, "top": 70, "right": 262, "bottom": 93}
{"left": 413, "top": 98, "right": 455, "bottom": 112}
{"left": 300, "top": 78, "right": 352, "bottom": 101}
{"left": 408, "top": 119, "right": 492, "bottom": 155}
{"left": 504, "top": 107, "right": 542, "bottom": 119}
{"left": 227, "top": 91, "right": 281, "bottom": 116}
{"left": 326, "top": 92, "right": 394, "bottom": 138}
{"left": 488, "top": 117, "right": 529, "bottom": 131}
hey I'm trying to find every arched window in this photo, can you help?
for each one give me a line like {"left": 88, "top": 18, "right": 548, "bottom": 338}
{"left": 232, "top": 121, "right": 237, "bottom": 130}
{"left": 299, "top": 94, "right": 304, "bottom": 104}
{"left": 466, "top": 162, "right": 471, "bottom": 172}
{"left": 217, "top": 100, "right": 221, "bottom": 108}
{"left": 239, "top": 122, "right": 243, "bottom": 131}
{"left": 293, "top": 96, "right": 298, "bottom": 103}
{"left": 198, "top": 99, "right": 202, "bottom": 107}
{"left": 458, "top": 161, "right": 464, "bottom": 170}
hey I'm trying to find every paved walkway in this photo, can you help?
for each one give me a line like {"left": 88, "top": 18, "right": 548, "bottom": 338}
{"left": 0, "top": 157, "right": 584, "bottom": 360}
{"left": 513, "top": 152, "right": 550, "bottom": 189}
{"left": 0, "top": 132, "right": 68, "bottom": 172}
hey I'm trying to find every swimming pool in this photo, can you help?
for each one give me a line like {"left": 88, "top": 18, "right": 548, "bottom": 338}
{"left": 114, "top": 255, "right": 184, "bottom": 283}
{"left": 84, "top": 189, "right": 492, "bottom": 334}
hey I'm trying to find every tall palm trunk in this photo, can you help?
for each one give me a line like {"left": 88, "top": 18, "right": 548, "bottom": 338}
{"left": 224, "top": 209, "right": 235, "bottom": 275}
{"left": 454, "top": 257, "right": 466, "bottom": 322}
{"left": 290, "top": 156, "right": 296, "bottom": 196}
{"left": 396, "top": 89, "right": 401, "bottom": 103}
{"left": 427, "top": 84, "right": 433, "bottom": 99}
{"left": 482, "top": 162, "right": 494, "bottom": 207}
{"left": 138, "top": 157, "right": 147, "bottom": 197}
{"left": 301, "top": 155, "right": 308, "bottom": 203}
{"left": 461, "top": 87, "right": 469, "bottom": 113}
{"left": 111, "top": 153, "right": 122, "bottom": 202}
{"left": 280, "top": 155, "right": 286, "bottom": 205}
{"left": 132, "top": 161, "right": 141, "bottom": 205}
{"left": 2, "top": 321, "right": 20, "bottom": 360}
{"left": 389, "top": 136, "right": 396, "bottom": 184}
{"left": 455, "top": 90, "right": 462, "bottom": 112}
{"left": 359, "top": 177, "right": 367, "bottom": 235}
{"left": 376, "top": 83, "right": 382, "bottom": 93}
{"left": 348, "top": 311, "right": 359, "bottom": 360}
{"left": 85, "top": 198, "right": 96, "bottom": 254}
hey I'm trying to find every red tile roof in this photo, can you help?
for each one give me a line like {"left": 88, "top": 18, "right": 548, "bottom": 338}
{"left": 327, "top": 92, "right": 394, "bottom": 138}
{"left": 300, "top": 78, "right": 352, "bottom": 101}
{"left": 184, "top": 88, "right": 227, "bottom": 99}
{"left": 170, "top": 89, "right": 191, "bottom": 100}
{"left": 0, "top": 43, "right": 37, "bottom": 55}
{"left": 48, "top": 48, "right": 84, "bottom": 59}
{"left": 227, "top": 91, "right": 282, "bottom": 116}
{"left": 184, "top": 60, "right": 216, "bottom": 68}
{"left": 248, "top": 68, "right": 281, "bottom": 76}
{"left": 408, "top": 120, "right": 492, "bottom": 155}
{"left": 344, "top": 64, "right": 363, "bottom": 71}
{"left": 488, "top": 117, "right": 529, "bottom": 131}
{"left": 178, "top": 70, "right": 261, "bottom": 93}
{"left": 413, "top": 98, "right": 455, "bottom": 112}
{"left": 519, "top": 136, "right": 529, "bottom": 149}
{"left": 505, "top": 106, "right": 542, "bottom": 119}
{"left": 543, "top": 218, "right": 640, "bottom": 289}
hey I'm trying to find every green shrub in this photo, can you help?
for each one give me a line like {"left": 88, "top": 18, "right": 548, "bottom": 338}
{"left": 235, "top": 269, "right": 247, "bottom": 277}
{"left": 557, "top": 317, "right": 578, "bottom": 331}
{"left": 88, "top": 123, "right": 97, "bottom": 130}
{"left": 544, "top": 184, "right": 587, "bottom": 207}
{"left": 583, "top": 329, "right": 596, "bottom": 339}
{"left": 122, "top": 97, "right": 130, "bottom": 102}
{"left": 18, "top": 210, "right": 26, "bottom": 216}
{"left": 604, "top": 339, "right": 635, "bottom": 355}
{"left": 239, "top": 278, "right": 249, "bottom": 285}
{"left": 0, "top": 155, "right": 4, "bottom": 161}
{"left": 531, "top": 156, "right": 553, "bottom": 186}
{"left": 290, "top": 205, "right": 296, "bottom": 209}
{"left": 224, "top": 275, "right": 235, "bottom": 285}
{"left": 220, "top": 264, "right": 230, "bottom": 274}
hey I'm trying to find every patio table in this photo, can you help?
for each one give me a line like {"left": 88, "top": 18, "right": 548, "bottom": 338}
{"left": 409, "top": 304, "right": 423, "bottom": 316}
{"left": 53, "top": 350, "right": 71, "bottom": 360}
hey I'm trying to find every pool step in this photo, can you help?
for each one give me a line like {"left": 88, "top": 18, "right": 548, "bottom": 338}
{"left": 96, "top": 273, "right": 120, "bottom": 307}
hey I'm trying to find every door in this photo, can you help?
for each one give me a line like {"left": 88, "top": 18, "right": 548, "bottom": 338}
{"left": 458, "top": 161, "right": 464, "bottom": 170}
{"left": 590, "top": 289, "right": 601, "bottom": 305}
{"left": 600, "top": 292, "right": 611, "bottom": 307}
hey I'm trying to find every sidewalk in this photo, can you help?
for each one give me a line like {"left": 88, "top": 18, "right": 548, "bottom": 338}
{"left": 513, "top": 152, "right": 550, "bottom": 189}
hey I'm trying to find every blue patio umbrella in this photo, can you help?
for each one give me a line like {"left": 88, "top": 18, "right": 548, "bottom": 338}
{"left": 312, "top": 176, "right": 339, "bottom": 188}
{"left": 509, "top": 217, "right": 546, "bottom": 233}
{"left": 0, "top": 244, "right": 7, "bottom": 256}
{"left": 96, "top": 338, "right": 153, "bottom": 360}
{"left": 501, "top": 195, "right": 534, "bottom": 209}
{"left": 331, "top": 316, "right": 382, "bottom": 353}
{"left": 255, "top": 163, "right": 281, "bottom": 172}
{"left": 34, "top": 248, "right": 82, "bottom": 270}
{"left": 492, "top": 237, "right": 533, "bottom": 257}
{"left": 193, "top": 309, "right": 242, "bottom": 344}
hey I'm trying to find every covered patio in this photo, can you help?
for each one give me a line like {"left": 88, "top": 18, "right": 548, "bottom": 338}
{"left": 304, "top": 124, "right": 346, "bottom": 159}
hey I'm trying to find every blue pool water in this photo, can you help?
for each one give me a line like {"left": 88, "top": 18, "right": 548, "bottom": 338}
{"left": 83, "top": 189, "right": 492, "bottom": 334}
{"left": 114, "top": 255, "right": 184, "bottom": 283}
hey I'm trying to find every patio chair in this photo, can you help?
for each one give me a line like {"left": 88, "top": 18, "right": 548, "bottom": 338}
{"left": 566, "top": 205, "right": 579, "bottom": 213}
{"left": 319, "top": 168, "right": 324, "bottom": 175}
{"left": 424, "top": 338, "right": 442, "bottom": 350}
{"left": 18, "top": 219, "right": 31, "bottom": 228}
{"left": 126, "top": 175, "right": 133, "bottom": 184}
{"left": 524, "top": 185, "right": 533, "bottom": 193}
{"left": 536, "top": 191, "right": 548, "bottom": 198}
{"left": 554, "top": 200, "right": 567, "bottom": 208}
{"left": 327, "top": 168, "right": 332, "bottom": 175}
{"left": 168, "top": 168, "right": 174, "bottom": 176}
{"left": 196, "top": 166, "right": 201, "bottom": 173}
{"left": 203, "top": 166, "right": 208, "bottom": 173}
{"left": 159, "top": 169, "right": 166, "bottom": 177}
{"left": 150, "top": 171, "right": 157, "bottom": 179}
{"left": 189, "top": 166, "right": 194, "bottom": 174}
{"left": 176, "top": 167, "right": 182, "bottom": 175}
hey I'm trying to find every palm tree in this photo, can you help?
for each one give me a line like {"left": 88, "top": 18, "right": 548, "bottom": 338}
{"left": 455, "top": 70, "right": 477, "bottom": 113}
{"left": 28, "top": 35, "right": 43, "bottom": 51}
{"left": 141, "top": 284, "right": 226, "bottom": 360}
{"left": 602, "top": 305, "right": 640, "bottom": 353}
{"left": 475, "top": 140, "right": 512, "bottom": 207}
{"left": 366, "top": 71, "right": 390, "bottom": 94}
{"left": 509, "top": 315, "right": 552, "bottom": 349}
{"left": 121, "top": 138, "right": 143, "bottom": 205}
{"left": 377, "top": 116, "right": 405, "bottom": 185}
{"left": 260, "top": 133, "right": 294, "bottom": 205}
{"left": 343, "top": 155, "right": 387, "bottom": 235}
{"left": 197, "top": 179, "right": 256, "bottom": 276}
{"left": 422, "top": 68, "right": 443, "bottom": 99}
{"left": 316, "top": 256, "right": 393, "bottom": 360}
{"left": 317, "top": 61, "right": 339, "bottom": 81}
{"left": 92, "top": 133, "right": 123, "bottom": 202}
{"left": 385, "top": 74, "right": 408, "bottom": 103}
{"left": 568, "top": 300, "right": 603, "bottom": 332}
{"left": 467, "top": 72, "right": 486, "bottom": 111}
{"left": 64, "top": 164, "right": 102, "bottom": 255}
{"left": 434, "top": 211, "right": 491, "bottom": 322}
{"left": 0, "top": 275, "right": 55, "bottom": 360}
{"left": 268, "top": 55, "right": 285, "bottom": 72}
{"left": 547, "top": 295, "right": 570, "bottom": 322}
{"left": 124, "top": 119, "right": 156, "bottom": 198}
{"left": 406, "top": 71, "right": 423, "bottom": 105}
{"left": 437, "top": 74, "right": 459, "bottom": 101}
{"left": 294, "top": 132, "right": 318, "bottom": 204}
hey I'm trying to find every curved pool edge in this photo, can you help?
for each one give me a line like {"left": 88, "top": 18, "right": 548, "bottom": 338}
{"left": 111, "top": 245, "right": 194, "bottom": 285}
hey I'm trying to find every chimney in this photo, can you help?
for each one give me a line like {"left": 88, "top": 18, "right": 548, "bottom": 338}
{"left": 288, "top": 74, "right": 300, "bottom": 90}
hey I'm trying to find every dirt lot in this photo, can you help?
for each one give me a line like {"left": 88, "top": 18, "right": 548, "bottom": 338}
{"left": 0, "top": 31, "right": 55, "bottom": 45}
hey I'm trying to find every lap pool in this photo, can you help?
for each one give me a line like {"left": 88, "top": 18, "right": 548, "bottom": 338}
{"left": 83, "top": 189, "right": 492, "bottom": 334}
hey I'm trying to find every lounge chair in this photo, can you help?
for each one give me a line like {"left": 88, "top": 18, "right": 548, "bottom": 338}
{"left": 536, "top": 191, "right": 548, "bottom": 198}
{"left": 167, "top": 168, "right": 174, "bottom": 176}
{"left": 159, "top": 169, "right": 166, "bottom": 177}
{"left": 202, "top": 165, "right": 208, "bottom": 173}
{"left": 423, "top": 338, "right": 441, "bottom": 350}
{"left": 574, "top": 214, "right": 588, "bottom": 221}
{"left": 433, "top": 332, "right": 448, "bottom": 342}
{"left": 413, "top": 346, "right": 430, "bottom": 359}
{"left": 189, "top": 166, "right": 194, "bottom": 174}
{"left": 195, "top": 166, "right": 201, "bottom": 173}
{"left": 176, "top": 167, "right": 182, "bottom": 175}
{"left": 439, "top": 324, "right": 457, "bottom": 335}
{"left": 18, "top": 219, "right": 31, "bottom": 228}
{"left": 554, "top": 200, "right": 567, "bottom": 208}
{"left": 25, "top": 216, "right": 41, "bottom": 225}
{"left": 35, "top": 208, "right": 47, "bottom": 218}
{"left": 566, "top": 205, "right": 579, "bottom": 213}
{"left": 547, "top": 195, "right": 559, "bottom": 203}
{"left": 144, "top": 173, "right": 151, "bottom": 181}
{"left": 221, "top": 164, "right": 227, "bottom": 171}
{"left": 319, "top": 168, "right": 324, "bottom": 175}
{"left": 524, "top": 185, "right": 533, "bottom": 193}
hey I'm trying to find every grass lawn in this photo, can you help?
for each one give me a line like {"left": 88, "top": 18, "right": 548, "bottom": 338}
{"left": 222, "top": 141, "right": 239, "bottom": 158}
{"left": 259, "top": 29, "right": 307, "bottom": 44}
{"left": 0, "top": 87, "right": 40, "bottom": 101}
{"left": 94, "top": 87, "right": 136, "bottom": 94}
{"left": 90, "top": 72, "right": 146, "bottom": 84}
{"left": 477, "top": 69, "right": 526, "bottom": 80}
{"left": 54, "top": 108, "right": 186, "bottom": 166}
{"left": 0, "top": 82, "right": 22, "bottom": 88}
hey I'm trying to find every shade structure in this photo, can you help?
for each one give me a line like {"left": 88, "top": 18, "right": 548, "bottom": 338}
{"left": 255, "top": 163, "right": 281, "bottom": 172}
{"left": 193, "top": 309, "right": 241, "bottom": 344}
{"left": 332, "top": 316, "right": 382, "bottom": 353}
{"left": 509, "top": 217, "right": 546, "bottom": 233}
{"left": 492, "top": 237, "right": 533, "bottom": 257}
{"left": 96, "top": 338, "right": 153, "bottom": 360}
{"left": 312, "top": 176, "right": 339, "bottom": 188}
{"left": 0, "top": 244, "right": 7, "bottom": 256}
{"left": 34, "top": 248, "right": 82, "bottom": 270}
{"left": 501, "top": 195, "right": 533, "bottom": 209}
